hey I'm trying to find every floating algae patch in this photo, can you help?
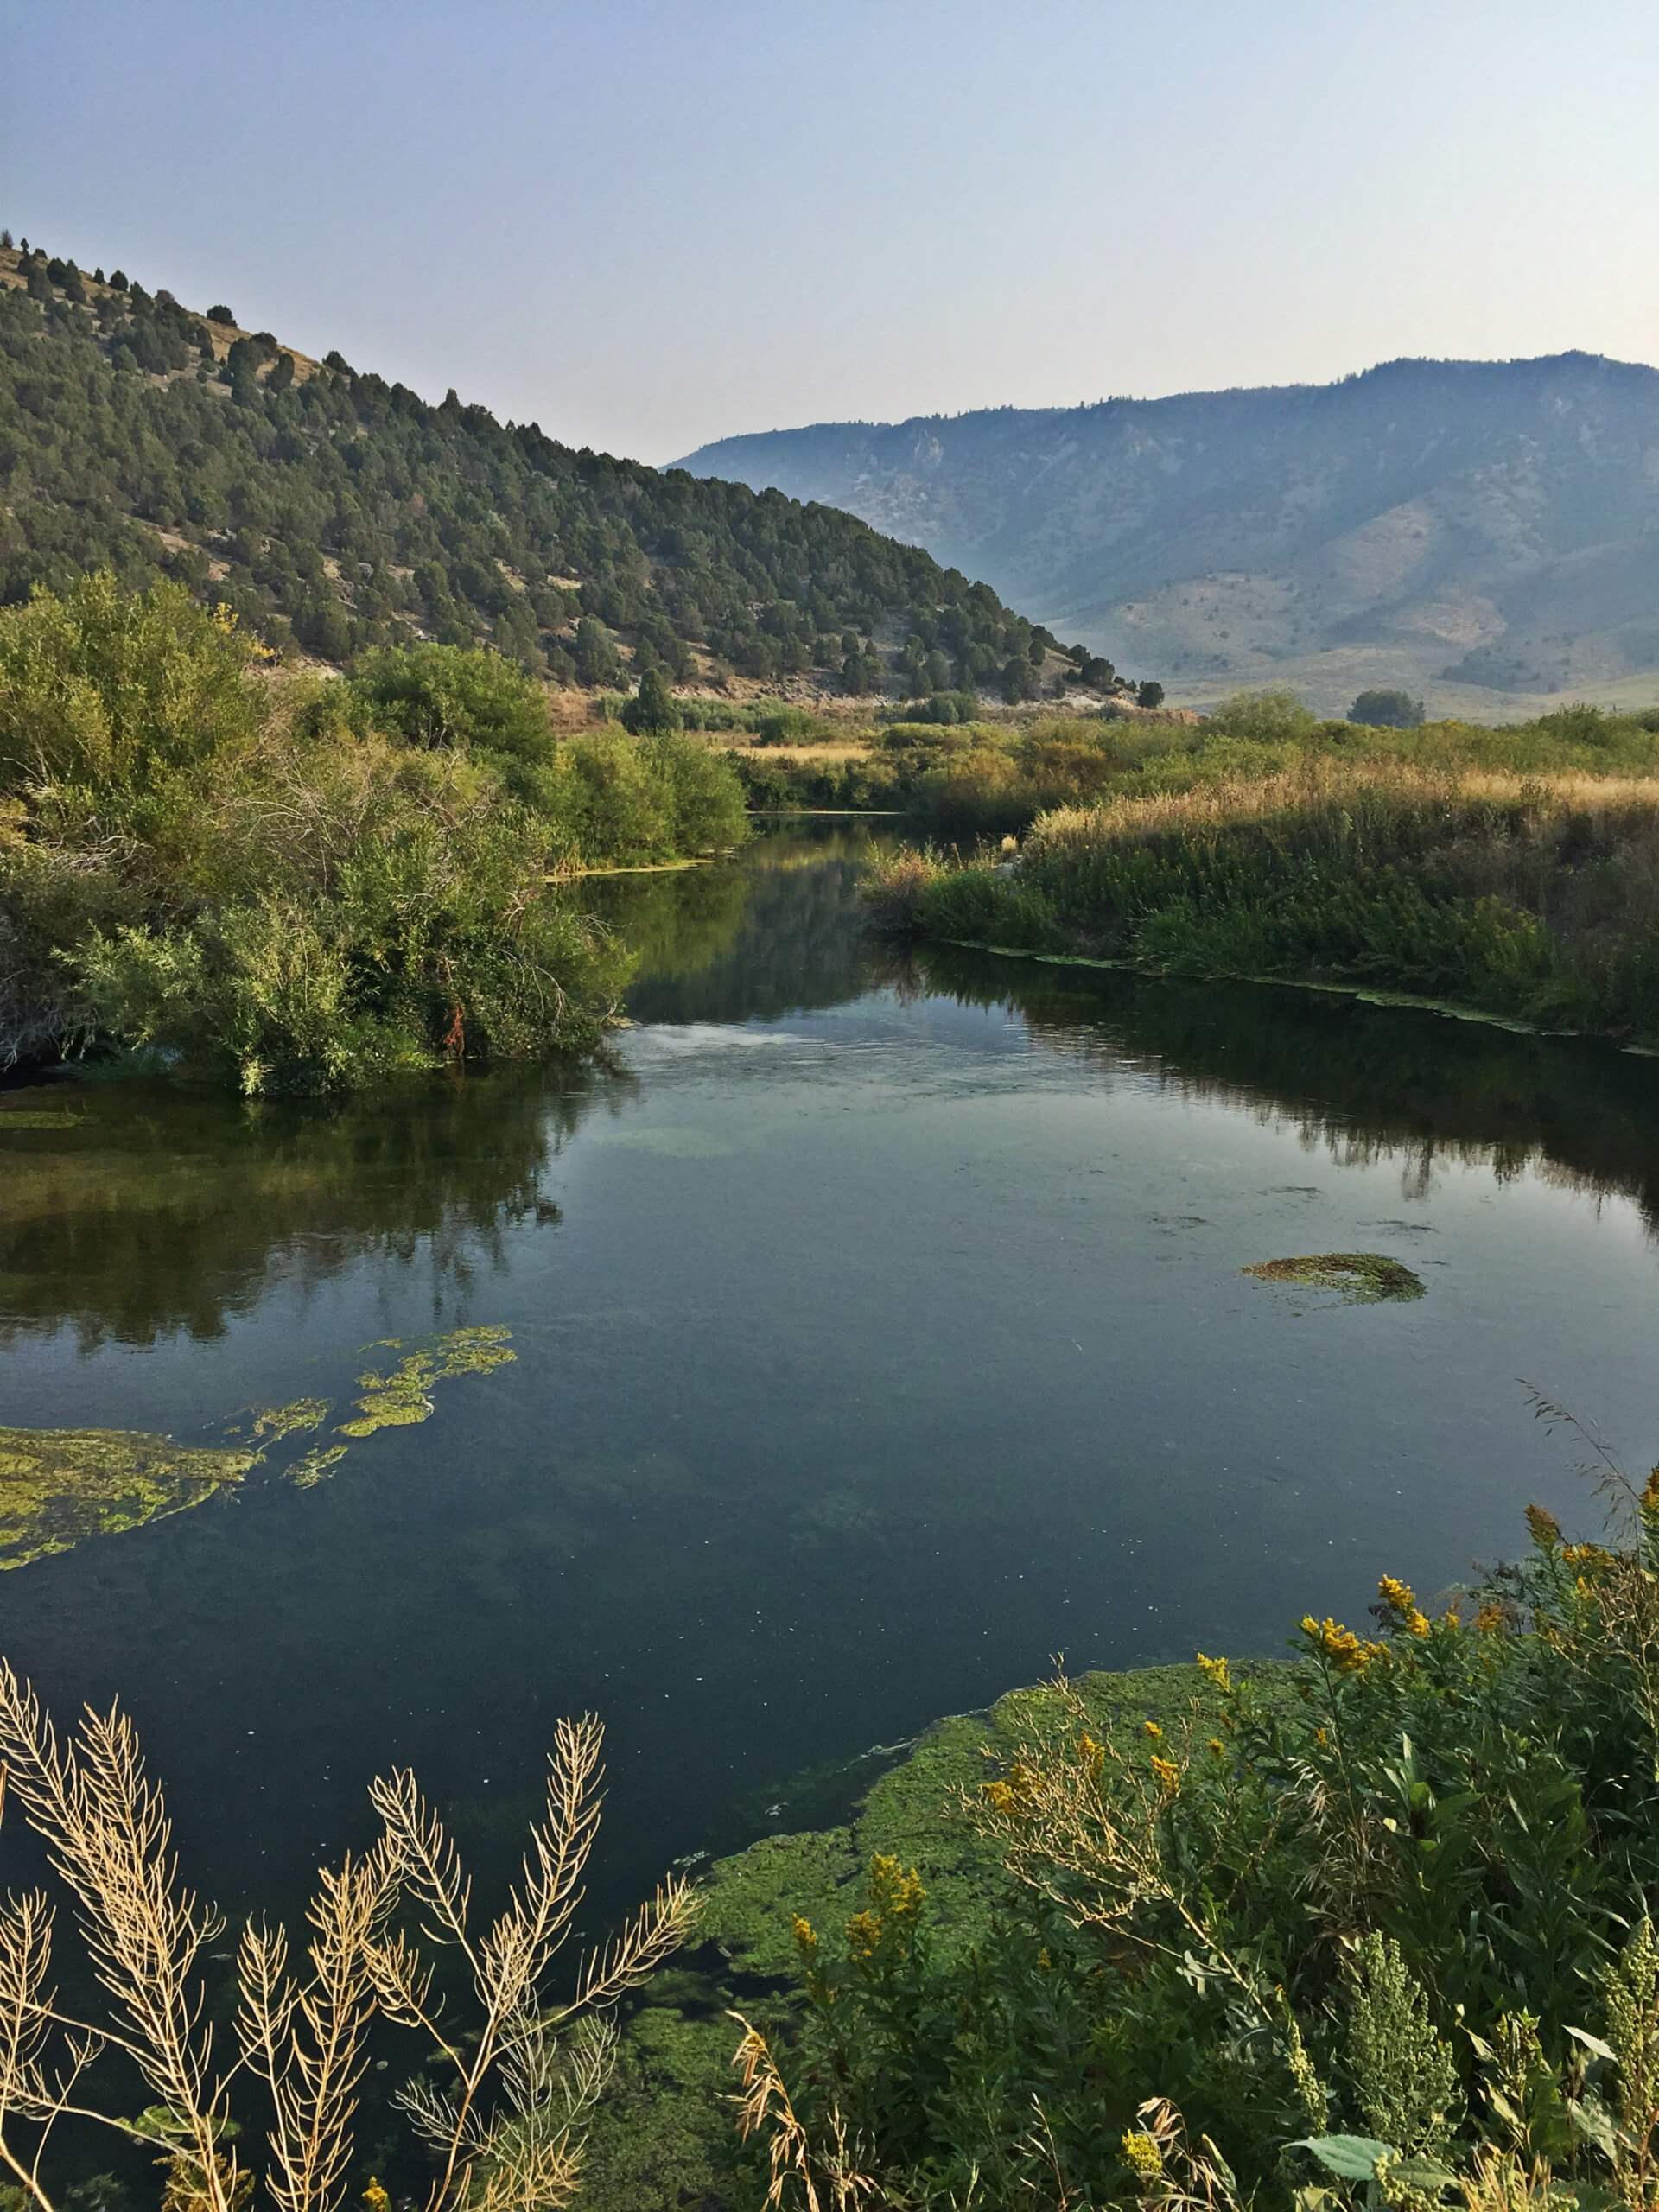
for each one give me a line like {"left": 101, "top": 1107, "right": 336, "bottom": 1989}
{"left": 289, "top": 1444, "right": 349, "bottom": 1488}
{"left": 1243, "top": 1251, "right": 1426, "bottom": 1303}
{"left": 238, "top": 1398, "right": 332, "bottom": 1450}
{"left": 0, "top": 1100, "right": 86, "bottom": 1131}
{"left": 0, "top": 1427, "right": 253, "bottom": 1570}
{"left": 335, "top": 1325, "right": 517, "bottom": 1439}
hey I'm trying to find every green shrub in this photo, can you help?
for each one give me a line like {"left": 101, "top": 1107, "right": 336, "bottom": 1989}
{"left": 0, "top": 578, "right": 745, "bottom": 1088}
{"left": 762, "top": 1480, "right": 1659, "bottom": 2205}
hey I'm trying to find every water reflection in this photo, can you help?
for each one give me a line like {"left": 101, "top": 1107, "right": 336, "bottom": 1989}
{"left": 4, "top": 818, "right": 1659, "bottom": 1359}
{"left": 0, "top": 1058, "right": 635, "bottom": 1348}
{"left": 2, "top": 816, "right": 1658, "bottom": 1952}
{"left": 903, "top": 944, "right": 1659, "bottom": 1233}
{"left": 598, "top": 822, "right": 880, "bottom": 1024}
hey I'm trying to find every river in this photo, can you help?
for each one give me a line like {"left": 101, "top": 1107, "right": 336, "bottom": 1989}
{"left": 3, "top": 818, "right": 1659, "bottom": 1923}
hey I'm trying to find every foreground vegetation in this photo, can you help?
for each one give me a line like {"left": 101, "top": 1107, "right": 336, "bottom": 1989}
{"left": 12, "top": 1466, "right": 1659, "bottom": 2210}
{"left": 0, "top": 1664, "right": 696, "bottom": 2212}
{"left": 0, "top": 575, "right": 747, "bottom": 1090}
{"left": 707, "top": 1459, "right": 1659, "bottom": 2209}
{"left": 858, "top": 693, "right": 1659, "bottom": 1046}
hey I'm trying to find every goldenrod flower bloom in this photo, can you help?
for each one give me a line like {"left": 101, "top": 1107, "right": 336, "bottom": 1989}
{"left": 1301, "top": 1616, "right": 1381, "bottom": 1674}
{"left": 845, "top": 1910, "right": 882, "bottom": 1960}
{"left": 791, "top": 1916, "right": 818, "bottom": 1955}
{"left": 1377, "top": 1575, "right": 1416, "bottom": 1618}
{"left": 868, "top": 1854, "right": 925, "bottom": 1919}
{"left": 1196, "top": 1651, "right": 1231, "bottom": 1694}
{"left": 1150, "top": 1754, "right": 1181, "bottom": 1796}
{"left": 1142, "top": 1719, "right": 1162, "bottom": 1740}
{"left": 1122, "top": 2130, "right": 1164, "bottom": 2182}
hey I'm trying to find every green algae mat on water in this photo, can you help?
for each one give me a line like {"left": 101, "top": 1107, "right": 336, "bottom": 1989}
{"left": 0, "top": 1426, "right": 254, "bottom": 1570}
{"left": 2, "top": 1327, "right": 519, "bottom": 1570}
{"left": 1243, "top": 1250, "right": 1426, "bottom": 1303}
{"left": 334, "top": 1325, "right": 517, "bottom": 1438}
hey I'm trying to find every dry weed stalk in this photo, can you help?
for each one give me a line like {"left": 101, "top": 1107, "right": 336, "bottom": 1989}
{"left": 729, "top": 2013, "right": 873, "bottom": 2212}
{"left": 966, "top": 1672, "right": 1280, "bottom": 2017}
{"left": 0, "top": 1665, "right": 692, "bottom": 2212}
{"left": 1121, "top": 2099, "right": 1243, "bottom": 2210}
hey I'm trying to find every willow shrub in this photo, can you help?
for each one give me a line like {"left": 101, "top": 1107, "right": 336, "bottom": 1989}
{"left": 773, "top": 1475, "right": 1659, "bottom": 2207}
{"left": 0, "top": 577, "right": 744, "bottom": 1089}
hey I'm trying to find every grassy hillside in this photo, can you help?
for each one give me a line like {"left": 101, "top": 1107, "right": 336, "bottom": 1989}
{"left": 0, "top": 238, "right": 1086, "bottom": 700}
{"left": 677, "top": 353, "right": 1659, "bottom": 719}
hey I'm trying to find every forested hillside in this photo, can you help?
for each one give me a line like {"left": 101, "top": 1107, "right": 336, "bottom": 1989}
{"left": 0, "top": 238, "right": 1067, "bottom": 695}
{"left": 677, "top": 353, "right": 1659, "bottom": 715}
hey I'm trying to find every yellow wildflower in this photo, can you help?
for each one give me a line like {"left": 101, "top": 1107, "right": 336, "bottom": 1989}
{"left": 845, "top": 1910, "right": 882, "bottom": 1961}
{"left": 1196, "top": 1651, "right": 1231, "bottom": 1694}
{"left": 1563, "top": 1541, "right": 1615, "bottom": 1574}
{"left": 1150, "top": 1754, "right": 1181, "bottom": 1796}
{"left": 1301, "top": 1616, "right": 1381, "bottom": 1674}
{"left": 1475, "top": 1603, "right": 1504, "bottom": 1634}
{"left": 1142, "top": 1719, "right": 1162, "bottom": 1740}
{"left": 1122, "top": 2130, "right": 1164, "bottom": 2182}
{"left": 1077, "top": 1731, "right": 1105, "bottom": 1777}
{"left": 1314, "top": 1726, "right": 1329, "bottom": 1748}
{"left": 868, "top": 1855, "right": 925, "bottom": 1920}
{"left": 1525, "top": 1503, "right": 1561, "bottom": 1550}
{"left": 982, "top": 1779, "right": 1015, "bottom": 1814}
{"left": 363, "top": 2185, "right": 390, "bottom": 2212}
{"left": 791, "top": 1916, "right": 818, "bottom": 1955}
{"left": 1208, "top": 1738, "right": 1226, "bottom": 1757}
{"left": 1376, "top": 1576, "right": 1416, "bottom": 1618}
{"left": 1404, "top": 1608, "right": 1432, "bottom": 1638}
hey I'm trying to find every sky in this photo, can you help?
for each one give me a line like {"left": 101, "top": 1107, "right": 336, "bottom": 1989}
{"left": 8, "top": 0, "right": 1659, "bottom": 464}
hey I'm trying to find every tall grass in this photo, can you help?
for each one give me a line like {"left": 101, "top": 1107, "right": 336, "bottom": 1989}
{"left": 873, "top": 750, "right": 1659, "bottom": 1044}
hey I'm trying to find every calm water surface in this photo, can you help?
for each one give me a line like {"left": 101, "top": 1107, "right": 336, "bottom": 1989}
{"left": 4, "top": 820, "right": 1659, "bottom": 1916}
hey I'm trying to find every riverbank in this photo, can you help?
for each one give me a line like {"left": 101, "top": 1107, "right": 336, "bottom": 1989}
{"left": 580, "top": 1656, "right": 1262, "bottom": 2209}
{"left": 867, "top": 757, "right": 1659, "bottom": 1050}
{"left": 588, "top": 1471, "right": 1659, "bottom": 2207}
{"left": 0, "top": 577, "right": 747, "bottom": 1092}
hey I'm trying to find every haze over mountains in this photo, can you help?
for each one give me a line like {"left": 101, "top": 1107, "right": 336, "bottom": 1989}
{"left": 678, "top": 354, "right": 1659, "bottom": 718}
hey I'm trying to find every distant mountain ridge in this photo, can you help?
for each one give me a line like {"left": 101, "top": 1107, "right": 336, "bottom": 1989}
{"left": 677, "top": 354, "right": 1659, "bottom": 715}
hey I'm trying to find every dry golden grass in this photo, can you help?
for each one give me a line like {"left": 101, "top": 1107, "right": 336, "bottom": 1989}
{"left": 0, "top": 1666, "right": 695, "bottom": 2212}
{"left": 1031, "top": 758, "right": 1659, "bottom": 857}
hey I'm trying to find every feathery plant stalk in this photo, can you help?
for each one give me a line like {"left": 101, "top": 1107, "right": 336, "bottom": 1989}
{"left": 0, "top": 1668, "right": 694, "bottom": 2212}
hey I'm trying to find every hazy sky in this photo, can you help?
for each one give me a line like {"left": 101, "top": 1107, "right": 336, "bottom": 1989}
{"left": 9, "top": 0, "right": 1659, "bottom": 463}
